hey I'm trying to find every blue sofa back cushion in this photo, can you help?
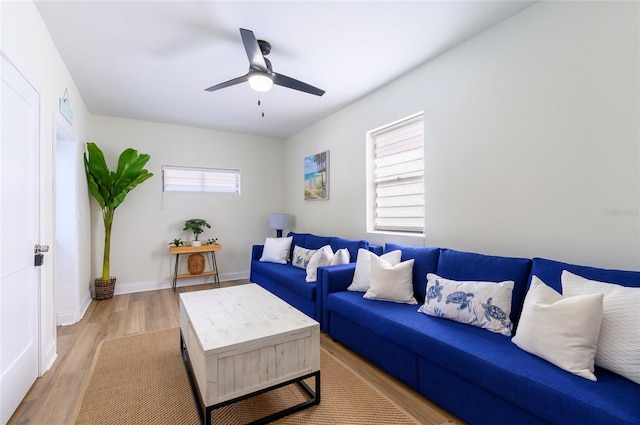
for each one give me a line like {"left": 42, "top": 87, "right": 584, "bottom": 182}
{"left": 437, "top": 249, "right": 532, "bottom": 323}
{"left": 288, "top": 232, "right": 332, "bottom": 251}
{"left": 330, "top": 237, "right": 369, "bottom": 263}
{"left": 385, "top": 243, "right": 440, "bottom": 302}
{"left": 287, "top": 232, "right": 331, "bottom": 261}
{"left": 287, "top": 232, "right": 368, "bottom": 263}
{"left": 531, "top": 257, "right": 640, "bottom": 294}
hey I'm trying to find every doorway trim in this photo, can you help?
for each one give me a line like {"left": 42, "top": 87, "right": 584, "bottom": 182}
{"left": 54, "top": 113, "right": 88, "bottom": 327}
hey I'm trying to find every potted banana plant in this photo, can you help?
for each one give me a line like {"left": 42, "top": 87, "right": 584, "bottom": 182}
{"left": 84, "top": 142, "right": 153, "bottom": 299}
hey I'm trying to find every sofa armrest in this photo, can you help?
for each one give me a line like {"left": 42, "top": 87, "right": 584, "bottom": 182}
{"left": 320, "top": 264, "right": 355, "bottom": 293}
{"left": 251, "top": 244, "right": 264, "bottom": 262}
{"left": 369, "top": 244, "right": 383, "bottom": 256}
{"left": 318, "top": 263, "right": 356, "bottom": 331}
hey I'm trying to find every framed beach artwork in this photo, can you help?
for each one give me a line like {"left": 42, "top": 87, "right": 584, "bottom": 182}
{"left": 304, "top": 150, "right": 329, "bottom": 200}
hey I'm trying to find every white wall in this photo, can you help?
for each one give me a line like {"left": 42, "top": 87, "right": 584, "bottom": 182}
{"left": 1, "top": 0, "right": 92, "bottom": 371}
{"left": 55, "top": 136, "right": 77, "bottom": 323}
{"left": 90, "top": 116, "right": 285, "bottom": 293}
{"left": 285, "top": 1, "right": 640, "bottom": 271}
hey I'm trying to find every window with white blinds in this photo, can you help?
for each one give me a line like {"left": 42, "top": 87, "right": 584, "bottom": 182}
{"left": 162, "top": 166, "right": 240, "bottom": 194}
{"left": 370, "top": 114, "right": 424, "bottom": 233}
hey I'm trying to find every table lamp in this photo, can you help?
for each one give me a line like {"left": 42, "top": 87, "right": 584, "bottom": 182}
{"left": 269, "top": 213, "right": 290, "bottom": 238}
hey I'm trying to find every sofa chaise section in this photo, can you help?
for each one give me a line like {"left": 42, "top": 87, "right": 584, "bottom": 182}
{"left": 323, "top": 244, "right": 640, "bottom": 424}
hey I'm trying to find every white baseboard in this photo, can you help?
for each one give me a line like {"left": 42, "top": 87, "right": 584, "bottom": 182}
{"left": 41, "top": 341, "right": 57, "bottom": 376}
{"left": 78, "top": 292, "right": 92, "bottom": 321}
{"left": 113, "top": 271, "right": 250, "bottom": 296}
{"left": 56, "top": 293, "right": 94, "bottom": 327}
{"left": 113, "top": 279, "right": 168, "bottom": 295}
{"left": 56, "top": 311, "right": 76, "bottom": 327}
{"left": 221, "top": 271, "right": 251, "bottom": 282}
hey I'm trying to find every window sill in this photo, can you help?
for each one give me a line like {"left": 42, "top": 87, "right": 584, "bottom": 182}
{"left": 367, "top": 230, "right": 425, "bottom": 239}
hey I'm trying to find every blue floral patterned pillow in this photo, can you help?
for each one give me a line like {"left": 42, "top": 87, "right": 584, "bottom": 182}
{"left": 292, "top": 245, "right": 317, "bottom": 269}
{"left": 418, "top": 273, "right": 515, "bottom": 336}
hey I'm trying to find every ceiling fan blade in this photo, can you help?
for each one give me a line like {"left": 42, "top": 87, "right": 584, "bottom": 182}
{"left": 204, "top": 74, "right": 249, "bottom": 92}
{"left": 272, "top": 73, "right": 325, "bottom": 96}
{"left": 240, "top": 28, "right": 268, "bottom": 72}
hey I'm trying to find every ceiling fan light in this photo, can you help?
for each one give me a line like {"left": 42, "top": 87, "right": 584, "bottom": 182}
{"left": 248, "top": 73, "right": 273, "bottom": 92}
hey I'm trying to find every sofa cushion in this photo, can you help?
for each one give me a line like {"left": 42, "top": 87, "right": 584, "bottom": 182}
{"left": 306, "top": 245, "right": 333, "bottom": 282}
{"left": 259, "top": 237, "right": 293, "bottom": 264}
{"left": 288, "top": 232, "right": 367, "bottom": 264}
{"left": 562, "top": 270, "right": 640, "bottom": 385}
{"left": 329, "top": 237, "right": 368, "bottom": 263}
{"left": 330, "top": 248, "right": 350, "bottom": 265}
{"left": 384, "top": 243, "right": 439, "bottom": 302}
{"left": 287, "top": 232, "right": 332, "bottom": 259}
{"left": 328, "top": 291, "right": 425, "bottom": 351}
{"left": 292, "top": 245, "right": 316, "bottom": 269}
{"left": 512, "top": 276, "right": 603, "bottom": 381}
{"left": 418, "top": 273, "right": 514, "bottom": 336}
{"left": 437, "top": 249, "right": 532, "bottom": 324}
{"left": 327, "top": 290, "right": 640, "bottom": 425}
{"left": 348, "top": 249, "right": 402, "bottom": 292}
{"left": 250, "top": 261, "right": 314, "bottom": 299}
{"left": 363, "top": 257, "right": 416, "bottom": 304}
{"left": 531, "top": 257, "right": 640, "bottom": 293}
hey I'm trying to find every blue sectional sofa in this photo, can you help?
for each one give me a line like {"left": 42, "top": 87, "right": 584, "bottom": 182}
{"left": 321, "top": 243, "right": 640, "bottom": 425}
{"left": 250, "top": 232, "right": 381, "bottom": 324}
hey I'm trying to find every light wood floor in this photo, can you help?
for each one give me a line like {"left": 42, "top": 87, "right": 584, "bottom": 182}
{"left": 8, "top": 280, "right": 462, "bottom": 425}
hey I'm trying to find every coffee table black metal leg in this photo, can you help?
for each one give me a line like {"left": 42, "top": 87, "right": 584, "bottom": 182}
{"left": 182, "top": 330, "right": 320, "bottom": 425}
{"left": 243, "top": 371, "right": 320, "bottom": 425}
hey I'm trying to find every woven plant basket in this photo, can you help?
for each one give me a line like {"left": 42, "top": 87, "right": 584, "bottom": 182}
{"left": 94, "top": 277, "right": 116, "bottom": 300}
{"left": 187, "top": 253, "right": 205, "bottom": 275}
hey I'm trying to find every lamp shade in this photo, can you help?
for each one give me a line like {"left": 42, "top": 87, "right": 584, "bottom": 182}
{"left": 269, "top": 213, "right": 290, "bottom": 230}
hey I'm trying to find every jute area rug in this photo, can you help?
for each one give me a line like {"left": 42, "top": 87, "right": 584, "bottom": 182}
{"left": 72, "top": 327, "right": 420, "bottom": 425}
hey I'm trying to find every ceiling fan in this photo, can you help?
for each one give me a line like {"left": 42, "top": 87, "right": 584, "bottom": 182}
{"left": 205, "top": 28, "right": 325, "bottom": 97}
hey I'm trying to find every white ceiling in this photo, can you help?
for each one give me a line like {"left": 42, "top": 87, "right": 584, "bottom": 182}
{"left": 35, "top": 1, "right": 536, "bottom": 139}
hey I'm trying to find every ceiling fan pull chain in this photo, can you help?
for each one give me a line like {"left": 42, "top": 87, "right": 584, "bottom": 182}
{"left": 258, "top": 93, "right": 265, "bottom": 117}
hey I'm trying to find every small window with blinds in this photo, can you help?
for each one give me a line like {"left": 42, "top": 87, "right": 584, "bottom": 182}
{"left": 162, "top": 166, "right": 240, "bottom": 194}
{"left": 368, "top": 113, "right": 424, "bottom": 234}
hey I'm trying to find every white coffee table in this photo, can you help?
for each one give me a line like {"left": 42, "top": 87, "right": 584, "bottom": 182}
{"left": 179, "top": 284, "right": 321, "bottom": 425}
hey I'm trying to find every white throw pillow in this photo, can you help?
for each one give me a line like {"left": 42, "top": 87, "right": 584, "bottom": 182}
{"left": 562, "top": 270, "right": 640, "bottom": 385}
{"left": 292, "top": 245, "right": 317, "bottom": 269}
{"left": 512, "top": 276, "right": 603, "bottom": 381}
{"left": 348, "top": 249, "right": 402, "bottom": 292}
{"left": 330, "top": 248, "right": 350, "bottom": 265}
{"left": 259, "top": 237, "right": 293, "bottom": 264}
{"left": 418, "top": 274, "right": 515, "bottom": 336}
{"left": 364, "top": 256, "right": 416, "bottom": 304}
{"left": 306, "top": 245, "right": 334, "bottom": 283}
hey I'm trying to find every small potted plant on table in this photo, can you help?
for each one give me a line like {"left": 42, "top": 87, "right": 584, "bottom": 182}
{"left": 183, "top": 218, "right": 210, "bottom": 247}
{"left": 183, "top": 219, "right": 211, "bottom": 274}
{"left": 170, "top": 238, "right": 184, "bottom": 247}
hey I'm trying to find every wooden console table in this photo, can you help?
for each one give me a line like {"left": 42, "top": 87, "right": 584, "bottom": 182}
{"left": 169, "top": 244, "right": 221, "bottom": 291}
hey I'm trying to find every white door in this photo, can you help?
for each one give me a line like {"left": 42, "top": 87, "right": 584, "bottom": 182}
{"left": 0, "top": 55, "right": 40, "bottom": 424}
